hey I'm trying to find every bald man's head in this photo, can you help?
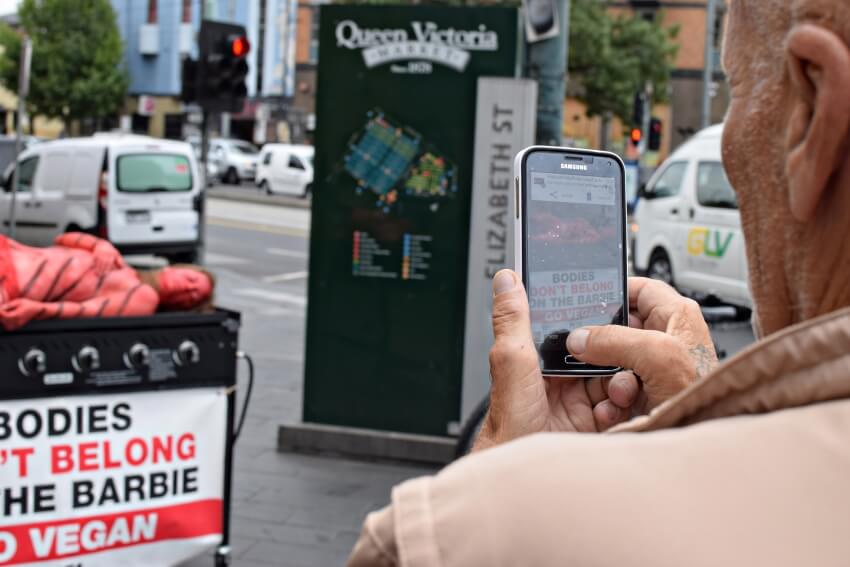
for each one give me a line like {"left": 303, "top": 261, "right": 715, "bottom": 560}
{"left": 721, "top": 0, "right": 850, "bottom": 335}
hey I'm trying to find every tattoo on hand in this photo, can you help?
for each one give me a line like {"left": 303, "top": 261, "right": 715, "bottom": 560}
{"left": 689, "top": 344, "right": 717, "bottom": 379}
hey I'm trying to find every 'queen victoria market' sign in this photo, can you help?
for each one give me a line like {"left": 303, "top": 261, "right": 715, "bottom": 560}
{"left": 336, "top": 19, "right": 500, "bottom": 71}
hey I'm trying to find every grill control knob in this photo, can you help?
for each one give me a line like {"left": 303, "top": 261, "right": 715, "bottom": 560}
{"left": 73, "top": 346, "right": 101, "bottom": 372}
{"left": 174, "top": 340, "right": 201, "bottom": 366}
{"left": 124, "top": 343, "right": 150, "bottom": 369}
{"left": 20, "top": 348, "right": 47, "bottom": 376}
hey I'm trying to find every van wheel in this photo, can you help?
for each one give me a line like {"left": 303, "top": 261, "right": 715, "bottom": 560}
{"left": 260, "top": 180, "right": 272, "bottom": 195}
{"left": 647, "top": 250, "right": 674, "bottom": 286}
{"left": 224, "top": 168, "right": 240, "bottom": 185}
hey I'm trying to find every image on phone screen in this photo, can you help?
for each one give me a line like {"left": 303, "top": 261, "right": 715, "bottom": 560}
{"left": 523, "top": 152, "right": 627, "bottom": 371}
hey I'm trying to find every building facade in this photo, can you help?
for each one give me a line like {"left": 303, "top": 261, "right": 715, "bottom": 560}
{"left": 111, "top": 0, "right": 315, "bottom": 143}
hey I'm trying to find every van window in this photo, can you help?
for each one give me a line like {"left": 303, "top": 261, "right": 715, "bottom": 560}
{"left": 263, "top": 152, "right": 272, "bottom": 165}
{"left": 117, "top": 154, "right": 192, "bottom": 192}
{"left": 3, "top": 156, "right": 39, "bottom": 193}
{"left": 232, "top": 142, "right": 258, "bottom": 155}
{"left": 650, "top": 161, "right": 687, "bottom": 198}
{"left": 697, "top": 162, "right": 738, "bottom": 209}
{"left": 288, "top": 155, "right": 305, "bottom": 170}
{"left": 42, "top": 152, "right": 73, "bottom": 193}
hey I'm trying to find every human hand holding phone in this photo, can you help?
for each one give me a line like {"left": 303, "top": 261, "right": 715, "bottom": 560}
{"left": 566, "top": 277, "right": 718, "bottom": 413}
{"left": 473, "top": 270, "right": 640, "bottom": 452}
{"left": 473, "top": 272, "right": 713, "bottom": 451}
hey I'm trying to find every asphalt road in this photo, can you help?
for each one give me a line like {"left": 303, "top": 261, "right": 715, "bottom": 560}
{"left": 182, "top": 196, "right": 756, "bottom": 566}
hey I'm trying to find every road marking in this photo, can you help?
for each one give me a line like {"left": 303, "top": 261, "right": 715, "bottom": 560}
{"left": 233, "top": 288, "right": 307, "bottom": 306}
{"left": 262, "top": 271, "right": 309, "bottom": 283}
{"left": 208, "top": 217, "right": 309, "bottom": 238}
{"left": 266, "top": 247, "right": 308, "bottom": 259}
{"left": 205, "top": 252, "right": 249, "bottom": 265}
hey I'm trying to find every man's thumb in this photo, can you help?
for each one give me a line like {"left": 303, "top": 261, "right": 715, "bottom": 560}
{"left": 567, "top": 325, "right": 693, "bottom": 406}
{"left": 491, "top": 270, "right": 533, "bottom": 343}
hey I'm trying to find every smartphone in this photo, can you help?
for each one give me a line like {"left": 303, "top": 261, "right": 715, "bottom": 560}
{"left": 513, "top": 146, "right": 629, "bottom": 377}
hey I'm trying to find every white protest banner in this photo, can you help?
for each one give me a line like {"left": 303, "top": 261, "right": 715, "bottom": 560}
{"left": 0, "top": 388, "right": 227, "bottom": 566}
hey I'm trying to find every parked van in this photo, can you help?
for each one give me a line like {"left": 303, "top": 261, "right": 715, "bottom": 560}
{"left": 255, "top": 144, "right": 314, "bottom": 197}
{"left": 633, "top": 124, "right": 751, "bottom": 309}
{"left": 0, "top": 133, "right": 202, "bottom": 263}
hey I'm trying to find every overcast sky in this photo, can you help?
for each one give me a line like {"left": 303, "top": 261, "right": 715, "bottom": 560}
{"left": 0, "top": 0, "right": 16, "bottom": 16}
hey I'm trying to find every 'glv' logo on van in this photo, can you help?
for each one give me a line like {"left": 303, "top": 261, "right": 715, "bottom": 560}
{"left": 687, "top": 228, "right": 733, "bottom": 258}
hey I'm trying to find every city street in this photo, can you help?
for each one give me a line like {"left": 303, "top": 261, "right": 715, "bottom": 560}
{"left": 182, "top": 193, "right": 756, "bottom": 567}
{"left": 180, "top": 196, "right": 433, "bottom": 567}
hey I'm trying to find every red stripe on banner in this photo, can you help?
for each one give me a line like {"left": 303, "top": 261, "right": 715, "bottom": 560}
{"left": 0, "top": 499, "right": 222, "bottom": 564}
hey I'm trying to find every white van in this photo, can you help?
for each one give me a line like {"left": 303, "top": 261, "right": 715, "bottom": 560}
{"left": 0, "top": 134, "right": 202, "bottom": 263}
{"left": 633, "top": 124, "right": 751, "bottom": 309}
{"left": 256, "top": 144, "right": 314, "bottom": 197}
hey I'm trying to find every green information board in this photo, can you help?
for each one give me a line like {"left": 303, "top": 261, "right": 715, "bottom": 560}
{"left": 305, "top": 5, "right": 520, "bottom": 436}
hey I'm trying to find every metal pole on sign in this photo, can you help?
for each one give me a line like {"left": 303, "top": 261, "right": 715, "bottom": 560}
{"left": 8, "top": 36, "right": 32, "bottom": 240}
{"left": 526, "top": 0, "right": 570, "bottom": 146}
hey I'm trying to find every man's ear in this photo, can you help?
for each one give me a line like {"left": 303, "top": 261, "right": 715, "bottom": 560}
{"left": 785, "top": 24, "right": 850, "bottom": 222}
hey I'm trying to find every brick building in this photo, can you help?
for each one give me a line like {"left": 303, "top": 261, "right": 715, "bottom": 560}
{"left": 564, "top": 0, "right": 728, "bottom": 161}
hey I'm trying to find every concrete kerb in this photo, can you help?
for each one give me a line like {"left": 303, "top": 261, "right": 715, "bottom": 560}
{"left": 278, "top": 422, "right": 456, "bottom": 466}
{"left": 207, "top": 186, "right": 312, "bottom": 210}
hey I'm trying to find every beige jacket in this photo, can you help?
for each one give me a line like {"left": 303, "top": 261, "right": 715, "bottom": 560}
{"left": 348, "top": 307, "right": 850, "bottom": 566}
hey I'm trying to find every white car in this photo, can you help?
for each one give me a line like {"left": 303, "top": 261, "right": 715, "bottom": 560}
{"left": 210, "top": 138, "right": 259, "bottom": 185}
{"left": 0, "top": 133, "right": 203, "bottom": 263}
{"left": 633, "top": 124, "right": 751, "bottom": 309}
{"left": 256, "top": 144, "right": 314, "bottom": 197}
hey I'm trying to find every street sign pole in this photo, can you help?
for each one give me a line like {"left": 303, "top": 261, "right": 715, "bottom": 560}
{"left": 526, "top": 0, "right": 570, "bottom": 146}
{"left": 197, "top": 3, "right": 208, "bottom": 266}
{"left": 9, "top": 35, "right": 32, "bottom": 240}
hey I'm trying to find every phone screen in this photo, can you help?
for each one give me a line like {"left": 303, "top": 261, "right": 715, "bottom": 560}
{"left": 522, "top": 150, "right": 627, "bottom": 373}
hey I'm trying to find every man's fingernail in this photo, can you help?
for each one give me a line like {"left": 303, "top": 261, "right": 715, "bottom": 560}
{"left": 493, "top": 271, "right": 516, "bottom": 295}
{"left": 567, "top": 328, "right": 590, "bottom": 354}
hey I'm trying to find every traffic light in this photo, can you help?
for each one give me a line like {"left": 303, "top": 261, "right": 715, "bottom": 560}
{"left": 180, "top": 57, "right": 197, "bottom": 103}
{"left": 648, "top": 117, "right": 662, "bottom": 151}
{"left": 629, "top": 128, "right": 642, "bottom": 148}
{"left": 196, "top": 21, "right": 250, "bottom": 112}
{"left": 631, "top": 92, "right": 645, "bottom": 127}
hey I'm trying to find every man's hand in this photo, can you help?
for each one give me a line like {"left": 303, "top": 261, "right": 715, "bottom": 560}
{"left": 566, "top": 277, "right": 717, "bottom": 413}
{"left": 474, "top": 272, "right": 715, "bottom": 452}
{"left": 473, "top": 270, "right": 641, "bottom": 451}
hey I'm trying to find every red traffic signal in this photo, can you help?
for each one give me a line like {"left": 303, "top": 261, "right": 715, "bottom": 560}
{"left": 630, "top": 128, "right": 642, "bottom": 145}
{"left": 649, "top": 117, "right": 662, "bottom": 151}
{"left": 230, "top": 36, "right": 249, "bottom": 57}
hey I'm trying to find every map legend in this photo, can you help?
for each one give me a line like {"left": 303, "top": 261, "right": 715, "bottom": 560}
{"left": 352, "top": 230, "right": 361, "bottom": 275}
{"left": 401, "top": 233, "right": 432, "bottom": 281}
{"left": 352, "top": 230, "right": 397, "bottom": 279}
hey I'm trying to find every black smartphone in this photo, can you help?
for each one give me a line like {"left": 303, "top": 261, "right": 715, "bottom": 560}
{"left": 513, "top": 146, "right": 629, "bottom": 377}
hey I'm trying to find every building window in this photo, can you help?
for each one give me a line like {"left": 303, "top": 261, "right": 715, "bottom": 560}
{"left": 638, "top": 9, "right": 656, "bottom": 22}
